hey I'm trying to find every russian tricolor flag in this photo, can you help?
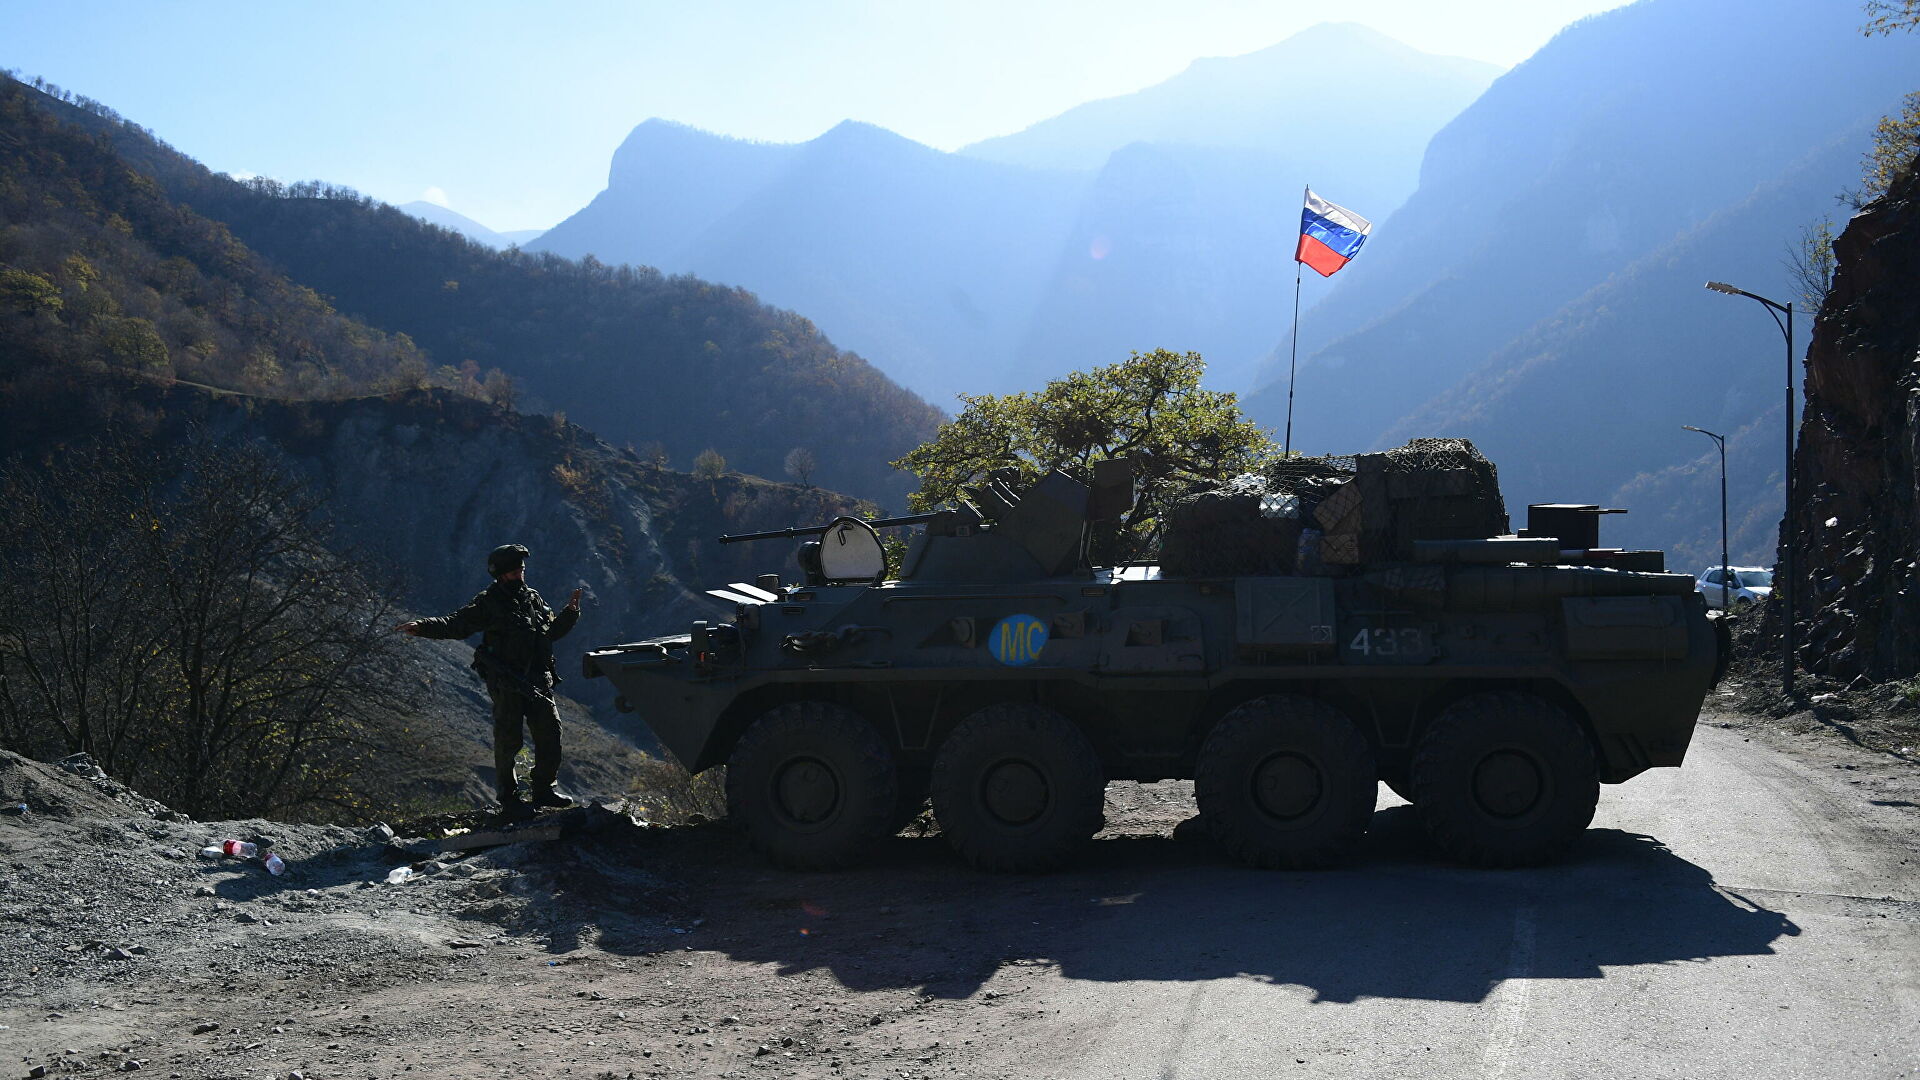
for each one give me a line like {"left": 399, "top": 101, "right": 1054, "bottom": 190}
{"left": 1296, "top": 189, "right": 1371, "bottom": 277}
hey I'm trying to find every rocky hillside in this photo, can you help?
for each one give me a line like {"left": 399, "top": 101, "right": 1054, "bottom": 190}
{"left": 0, "top": 372, "right": 873, "bottom": 811}
{"left": 1, "top": 371, "right": 869, "bottom": 686}
{"left": 1784, "top": 155, "right": 1920, "bottom": 683}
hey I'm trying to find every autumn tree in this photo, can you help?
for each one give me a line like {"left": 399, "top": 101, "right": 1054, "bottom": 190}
{"left": 890, "top": 349, "right": 1275, "bottom": 552}
{"left": 1854, "top": 0, "right": 1920, "bottom": 203}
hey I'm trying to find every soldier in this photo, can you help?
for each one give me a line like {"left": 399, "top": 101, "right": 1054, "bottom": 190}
{"left": 397, "top": 544, "right": 582, "bottom": 816}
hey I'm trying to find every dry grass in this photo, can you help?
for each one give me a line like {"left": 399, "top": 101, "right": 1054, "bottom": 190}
{"left": 617, "top": 755, "right": 727, "bottom": 824}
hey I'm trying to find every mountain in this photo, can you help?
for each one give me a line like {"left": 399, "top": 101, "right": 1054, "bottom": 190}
{"left": 398, "top": 200, "right": 544, "bottom": 249}
{"left": 532, "top": 25, "right": 1499, "bottom": 403}
{"left": 1244, "top": 0, "right": 1920, "bottom": 452}
{"left": 963, "top": 22, "right": 1498, "bottom": 209}
{"left": 535, "top": 120, "right": 1087, "bottom": 407}
{"left": 1, "top": 74, "right": 942, "bottom": 504}
{"left": 1236, "top": 0, "right": 1920, "bottom": 569}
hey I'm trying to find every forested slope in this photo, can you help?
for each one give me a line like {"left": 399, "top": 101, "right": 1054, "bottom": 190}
{"left": 2, "top": 74, "right": 940, "bottom": 503}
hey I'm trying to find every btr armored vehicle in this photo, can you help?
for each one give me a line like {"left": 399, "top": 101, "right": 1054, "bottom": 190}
{"left": 586, "top": 441, "right": 1722, "bottom": 872}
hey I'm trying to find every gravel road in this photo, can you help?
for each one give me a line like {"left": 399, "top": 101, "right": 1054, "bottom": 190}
{"left": 2, "top": 710, "right": 1914, "bottom": 1080}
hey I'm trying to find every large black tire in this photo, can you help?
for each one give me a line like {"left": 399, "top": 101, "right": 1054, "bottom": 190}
{"left": 1194, "top": 694, "right": 1376, "bottom": 869}
{"left": 1410, "top": 691, "right": 1599, "bottom": 868}
{"left": 930, "top": 703, "right": 1105, "bottom": 872}
{"left": 724, "top": 701, "right": 898, "bottom": 870}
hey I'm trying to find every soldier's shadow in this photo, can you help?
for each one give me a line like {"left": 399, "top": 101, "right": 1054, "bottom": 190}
{"left": 636, "top": 807, "right": 1798, "bottom": 1005}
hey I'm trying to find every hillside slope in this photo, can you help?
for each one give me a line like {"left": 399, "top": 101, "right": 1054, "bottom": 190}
{"left": 2, "top": 74, "right": 940, "bottom": 504}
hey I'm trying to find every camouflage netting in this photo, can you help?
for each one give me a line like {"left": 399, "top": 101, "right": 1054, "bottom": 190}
{"left": 1158, "top": 439, "right": 1508, "bottom": 575}
{"left": 1158, "top": 474, "right": 1304, "bottom": 576}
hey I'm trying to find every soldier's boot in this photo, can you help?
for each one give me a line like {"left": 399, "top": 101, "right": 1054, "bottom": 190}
{"left": 528, "top": 786, "right": 575, "bottom": 809}
{"left": 497, "top": 794, "right": 537, "bottom": 821}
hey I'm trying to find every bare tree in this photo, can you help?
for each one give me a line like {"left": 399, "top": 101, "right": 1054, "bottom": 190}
{"left": 1785, "top": 219, "right": 1837, "bottom": 314}
{"left": 783, "top": 446, "right": 817, "bottom": 487}
{"left": 0, "top": 437, "right": 412, "bottom": 819}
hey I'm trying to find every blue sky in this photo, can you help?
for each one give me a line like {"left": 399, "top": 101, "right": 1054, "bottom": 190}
{"left": 2, "top": 1, "right": 1629, "bottom": 230}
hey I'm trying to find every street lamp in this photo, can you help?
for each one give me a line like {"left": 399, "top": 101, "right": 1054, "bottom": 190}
{"left": 1704, "top": 280, "right": 1796, "bottom": 693}
{"left": 1683, "top": 426, "right": 1730, "bottom": 617}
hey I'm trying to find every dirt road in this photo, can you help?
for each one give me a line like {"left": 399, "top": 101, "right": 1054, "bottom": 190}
{"left": 3, "top": 712, "right": 1915, "bottom": 1080}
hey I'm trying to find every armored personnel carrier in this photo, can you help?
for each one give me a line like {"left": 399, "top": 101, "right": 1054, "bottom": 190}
{"left": 586, "top": 441, "right": 1723, "bottom": 872}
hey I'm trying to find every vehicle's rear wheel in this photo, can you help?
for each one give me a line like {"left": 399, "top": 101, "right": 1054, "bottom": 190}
{"left": 930, "top": 703, "right": 1105, "bottom": 872}
{"left": 725, "top": 701, "right": 898, "bottom": 870}
{"left": 1409, "top": 691, "right": 1598, "bottom": 867}
{"left": 1194, "top": 694, "right": 1376, "bottom": 869}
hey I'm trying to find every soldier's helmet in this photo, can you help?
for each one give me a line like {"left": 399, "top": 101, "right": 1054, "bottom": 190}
{"left": 487, "top": 544, "right": 530, "bottom": 578}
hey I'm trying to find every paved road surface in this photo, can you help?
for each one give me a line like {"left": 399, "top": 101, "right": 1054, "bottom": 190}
{"left": 888, "top": 719, "right": 1920, "bottom": 1079}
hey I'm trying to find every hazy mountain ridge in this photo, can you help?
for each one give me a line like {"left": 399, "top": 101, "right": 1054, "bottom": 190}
{"left": 1235, "top": 0, "right": 1920, "bottom": 570}
{"left": 963, "top": 22, "right": 1498, "bottom": 200}
{"left": 532, "top": 24, "right": 1502, "bottom": 403}
{"left": 1245, "top": 0, "right": 1920, "bottom": 450}
{"left": 398, "top": 200, "right": 544, "bottom": 248}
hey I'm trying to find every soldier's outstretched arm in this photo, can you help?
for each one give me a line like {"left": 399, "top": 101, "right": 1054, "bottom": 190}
{"left": 407, "top": 593, "right": 492, "bottom": 640}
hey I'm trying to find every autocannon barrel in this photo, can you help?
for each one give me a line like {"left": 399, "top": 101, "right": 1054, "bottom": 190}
{"left": 717, "top": 511, "right": 941, "bottom": 545}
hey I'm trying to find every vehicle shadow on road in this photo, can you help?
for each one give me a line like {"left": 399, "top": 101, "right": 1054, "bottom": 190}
{"left": 664, "top": 805, "right": 1800, "bottom": 1004}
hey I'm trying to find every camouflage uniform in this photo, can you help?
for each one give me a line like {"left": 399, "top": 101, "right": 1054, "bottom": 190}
{"left": 411, "top": 579, "right": 580, "bottom": 804}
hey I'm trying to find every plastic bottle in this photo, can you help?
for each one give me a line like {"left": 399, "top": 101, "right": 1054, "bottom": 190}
{"left": 218, "top": 839, "right": 257, "bottom": 858}
{"left": 385, "top": 866, "right": 414, "bottom": 884}
{"left": 262, "top": 852, "right": 286, "bottom": 876}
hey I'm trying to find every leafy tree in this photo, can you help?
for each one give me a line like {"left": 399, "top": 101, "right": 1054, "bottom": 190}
{"left": 1864, "top": 0, "right": 1920, "bottom": 36}
{"left": 890, "top": 349, "right": 1275, "bottom": 550}
{"left": 1854, "top": 1, "right": 1920, "bottom": 203}
{"left": 1858, "top": 92, "right": 1920, "bottom": 202}
{"left": 692, "top": 448, "right": 727, "bottom": 479}
{"left": 0, "top": 267, "right": 62, "bottom": 315}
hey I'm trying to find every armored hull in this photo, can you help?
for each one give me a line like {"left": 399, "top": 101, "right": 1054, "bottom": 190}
{"left": 588, "top": 457, "right": 1722, "bottom": 872}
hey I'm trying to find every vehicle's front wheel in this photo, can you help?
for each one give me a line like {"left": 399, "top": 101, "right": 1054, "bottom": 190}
{"left": 930, "top": 703, "right": 1105, "bottom": 872}
{"left": 1409, "top": 691, "right": 1598, "bottom": 867}
{"left": 1194, "top": 694, "right": 1376, "bottom": 869}
{"left": 725, "top": 701, "right": 898, "bottom": 870}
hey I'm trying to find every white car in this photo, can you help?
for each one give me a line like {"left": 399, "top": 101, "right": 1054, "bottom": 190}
{"left": 1696, "top": 565, "right": 1773, "bottom": 611}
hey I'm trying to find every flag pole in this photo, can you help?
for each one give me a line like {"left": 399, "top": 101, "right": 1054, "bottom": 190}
{"left": 1284, "top": 184, "right": 1306, "bottom": 457}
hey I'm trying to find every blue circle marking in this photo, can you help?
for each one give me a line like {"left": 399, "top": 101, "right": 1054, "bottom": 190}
{"left": 989, "top": 614, "right": 1049, "bottom": 666}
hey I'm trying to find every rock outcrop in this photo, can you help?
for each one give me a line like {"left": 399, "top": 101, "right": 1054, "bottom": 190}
{"left": 1786, "top": 154, "right": 1920, "bottom": 682}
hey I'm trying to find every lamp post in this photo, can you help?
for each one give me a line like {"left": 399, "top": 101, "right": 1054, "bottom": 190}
{"left": 1683, "top": 426, "right": 1730, "bottom": 615}
{"left": 1704, "top": 281, "right": 1795, "bottom": 693}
